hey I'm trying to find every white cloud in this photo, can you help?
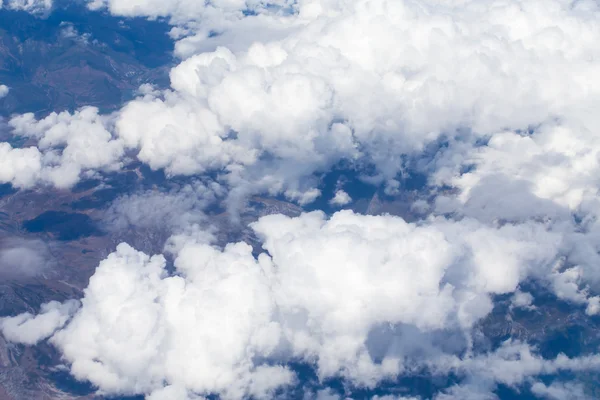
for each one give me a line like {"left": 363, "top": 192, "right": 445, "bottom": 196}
{"left": 250, "top": 211, "right": 560, "bottom": 382}
{"left": 431, "top": 340, "right": 600, "bottom": 399}
{"left": 103, "top": 181, "right": 222, "bottom": 232}
{"left": 0, "top": 238, "right": 54, "bottom": 278}
{"left": 114, "top": 85, "right": 254, "bottom": 178}
{"left": 315, "top": 388, "right": 343, "bottom": 400}
{"left": 0, "top": 210, "right": 566, "bottom": 398}
{"left": 86, "top": 0, "right": 290, "bottom": 26}
{"left": 0, "top": 300, "right": 79, "bottom": 345}
{"left": 1, "top": 0, "right": 600, "bottom": 395}
{"left": 5, "top": 107, "right": 124, "bottom": 188}
{"left": 531, "top": 381, "right": 590, "bottom": 400}
{"left": 510, "top": 290, "right": 535, "bottom": 310}
{"left": 119, "top": 0, "right": 600, "bottom": 212}
{"left": 434, "top": 384, "right": 497, "bottom": 400}
{"left": 50, "top": 242, "right": 293, "bottom": 399}
{"left": 372, "top": 396, "right": 420, "bottom": 400}
{"left": 145, "top": 385, "right": 204, "bottom": 400}
{"left": 0, "top": 84, "right": 8, "bottom": 98}
{"left": 59, "top": 22, "right": 91, "bottom": 44}
{"left": 585, "top": 295, "right": 600, "bottom": 316}
{"left": 430, "top": 118, "right": 600, "bottom": 312}
{"left": 87, "top": 0, "right": 218, "bottom": 20}
{"left": 1, "top": 0, "right": 52, "bottom": 13}
{"left": 0, "top": 143, "right": 43, "bottom": 188}
{"left": 314, "top": 393, "right": 420, "bottom": 400}
{"left": 433, "top": 119, "right": 600, "bottom": 221}
{"left": 329, "top": 190, "right": 351, "bottom": 206}
{"left": 3, "top": 0, "right": 599, "bottom": 209}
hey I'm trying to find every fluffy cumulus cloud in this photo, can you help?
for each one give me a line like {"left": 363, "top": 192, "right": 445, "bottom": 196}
{"left": 5, "top": 107, "right": 124, "bottom": 188}
{"left": 0, "top": 84, "right": 8, "bottom": 98}
{"left": 3, "top": 0, "right": 600, "bottom": 398}
{"left": 510, "top": 290, "right": 534, "bottom": 310}
{"left": 0, "top": 142, "right": 42, "bottom": 188}
{"left": 0, "top": 300, "right": 79, "bottom": 345}
{"left": 330, "top": 189, "right": 351, "bottom": 206}
{"left": 430, "top": 122, "right": 600, "bottom": 310}
{"left": 432, "top": 117, "right": 600, "bottom": 224}
{"left": 50, "top": 242, "right": 293, "bottom": 399}
{"left": 114, "top": 84, "right": 255, "bottom": 178}
{"left": 4, "top": 211, "right": 579, "bottom": 398}
{"left": 3, "top": 0, "right": 599, "bottom": 205}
